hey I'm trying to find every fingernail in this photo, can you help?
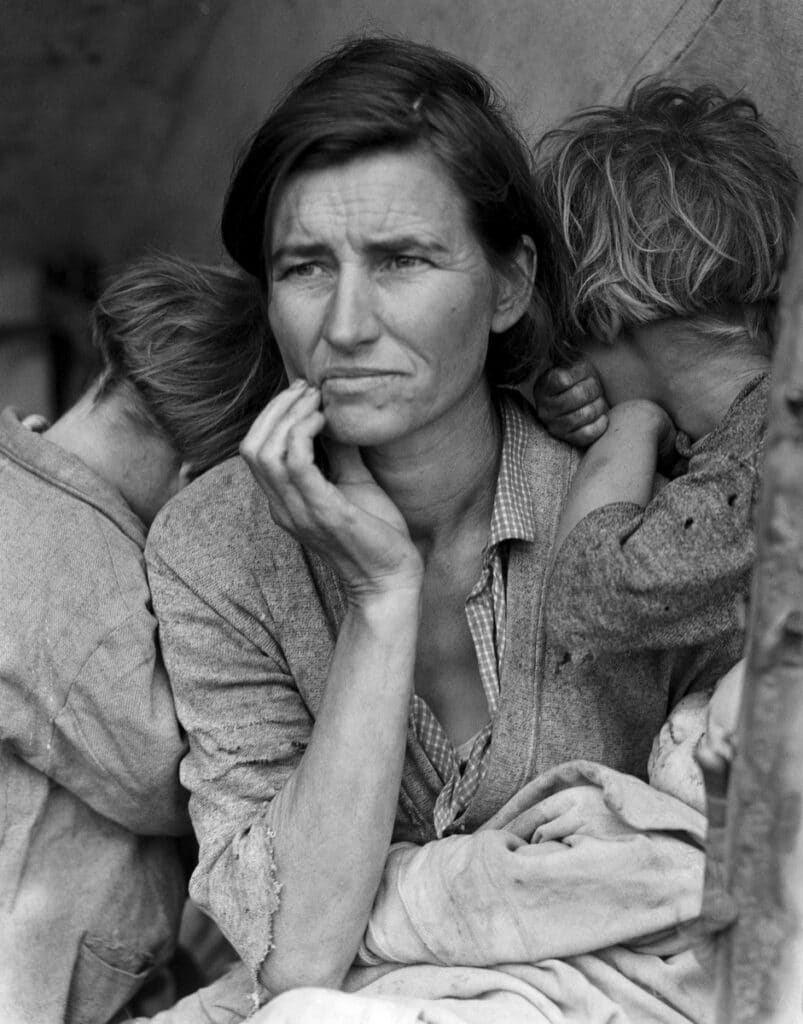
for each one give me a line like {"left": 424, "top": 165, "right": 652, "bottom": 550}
{"left": 289, "top": 378, "right": 306, "bottom": 390}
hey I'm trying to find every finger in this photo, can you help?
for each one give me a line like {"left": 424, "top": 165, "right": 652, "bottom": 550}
{"left": 537, "top": 360, "right": 599, "bottom": 397}
{"left": 267, "top": 407, "right": 337, "bottom": 517}
{"left": 241, "top": 386, "right": 322, "bottom": 466}
{"left": 239, "top": 379, "right": 312, "bottom": 458}
{"left": 532, "top": 811, "right": 576, "bottom": 843}
{"left": 552, "top": 360, "right": 600, "bottom": 391}
{"left": 549, "top": 396, "right": 608, "bottom": 432}
{"left": 535, "top": 381, "right": 605, "bottom": 423}
{"left": 324, "top": 441, "right": 373, "bottom": 486}
{"left": 285, "top": 411, "right": 328, "bottom": 477}
{"left": 525, "top": 790, "right": 571, "bottom": 826}
{"left": 241, "top": 390, "right": 323, "bottom": 517}
{"left": 562, "top": 413, "right": 609, "bottom": 447}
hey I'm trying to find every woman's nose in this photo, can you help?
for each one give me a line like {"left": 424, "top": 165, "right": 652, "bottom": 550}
{"left": 322, "top": 267, "right": 380, "bottom": 350}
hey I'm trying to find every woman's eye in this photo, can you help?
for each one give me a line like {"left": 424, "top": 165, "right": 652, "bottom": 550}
{"left": 387, "top": 254, "right": 427, "bottom": 270}
{"left": 283, "top": 262, "right": 320, "bottom": 279}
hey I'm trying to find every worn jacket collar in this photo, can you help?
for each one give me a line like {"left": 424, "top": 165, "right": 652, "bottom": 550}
{"left": 0, "top": 407, "right": 146, "bottom": 548}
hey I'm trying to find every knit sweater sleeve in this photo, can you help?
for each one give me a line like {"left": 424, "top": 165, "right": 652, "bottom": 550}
{"left": 546, "top": 445, "right": 760, "bottom": 653}
{"left": 146, "top": 492, "right": 313, "bottom": 979}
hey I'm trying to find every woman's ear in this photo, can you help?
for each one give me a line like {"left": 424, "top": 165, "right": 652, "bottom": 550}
{"left": 490, "top": 235, "right": 537, "bottom": 333}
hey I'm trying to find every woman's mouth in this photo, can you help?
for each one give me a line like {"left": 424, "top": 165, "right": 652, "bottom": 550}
{"left": 321, "top": 371, "right": 400, "bottom": 393}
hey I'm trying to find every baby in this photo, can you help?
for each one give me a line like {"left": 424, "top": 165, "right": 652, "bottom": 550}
{"left": 648, "top": 659, "right": 744, "bottom": 813}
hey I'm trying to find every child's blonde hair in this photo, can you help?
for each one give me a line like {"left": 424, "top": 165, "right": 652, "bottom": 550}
{"left": 536, "top": 80, "right": 799, "bottom": 361}
{"left": 93, "top": 254, "right": 285, "bottom": 475}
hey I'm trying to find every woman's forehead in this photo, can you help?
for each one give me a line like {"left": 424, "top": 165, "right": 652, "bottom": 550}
{"left": 268, "top": 148, "right": 473, "bottom": 252}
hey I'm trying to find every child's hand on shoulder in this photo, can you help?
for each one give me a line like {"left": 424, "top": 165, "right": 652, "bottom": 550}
{"left": 533, "top": 360, "right": 609, "bottom": 447}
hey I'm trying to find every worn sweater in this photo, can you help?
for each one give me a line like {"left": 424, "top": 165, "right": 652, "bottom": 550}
{"left": 146, "top": 393, "right": 741, "bottom": 976}
{"left": 546, "top": 373, "right": 768, "bottom": 653}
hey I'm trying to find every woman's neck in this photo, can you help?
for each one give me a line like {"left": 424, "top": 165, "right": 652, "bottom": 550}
{"left": 361, "top": 381, "right": 502, "bottom": 556}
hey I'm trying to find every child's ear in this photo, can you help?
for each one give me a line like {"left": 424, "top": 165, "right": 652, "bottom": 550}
{"left": 491, "top": 235, "right": 537, "bottom": 334}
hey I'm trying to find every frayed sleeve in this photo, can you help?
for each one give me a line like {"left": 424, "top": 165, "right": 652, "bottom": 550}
{"left": 146, "top": 538, "right": 312, "bottom": 978}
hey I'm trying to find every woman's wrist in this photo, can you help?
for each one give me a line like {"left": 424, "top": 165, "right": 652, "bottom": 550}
{"left": 345, "top": 575, "right": 423, "bottom": 621}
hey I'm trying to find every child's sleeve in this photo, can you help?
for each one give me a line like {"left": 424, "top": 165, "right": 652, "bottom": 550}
{"left": 546, "top": 447, "right": 760, "bottom": 653}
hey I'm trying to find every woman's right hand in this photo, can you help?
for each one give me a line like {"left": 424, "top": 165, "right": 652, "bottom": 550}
{"left": 240, "top": 380, "right": 423, "bottom": 600}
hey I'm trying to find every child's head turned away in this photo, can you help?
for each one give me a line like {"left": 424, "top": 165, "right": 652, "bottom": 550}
{"left": 536, "top": 79, "right": 799, "bottom": 366}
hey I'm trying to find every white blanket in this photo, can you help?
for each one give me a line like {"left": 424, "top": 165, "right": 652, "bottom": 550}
{"left": 140, "top": 762, "right": 724, "bottom": 1023}
{"left": 258, "top": 761, "right": 720, "bottom": 1023}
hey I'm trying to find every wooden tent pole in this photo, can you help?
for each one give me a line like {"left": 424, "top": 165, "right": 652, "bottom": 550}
{"left": 713, "top": 196, "right": 803, "bottom": 1022}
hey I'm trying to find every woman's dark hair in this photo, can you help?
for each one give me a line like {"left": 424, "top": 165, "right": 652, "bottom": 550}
{"left": 222, "top": 36, "right": 566, "bottom": 384}
{"left": 93, "top": 254, "right": 284, "bottom": 476}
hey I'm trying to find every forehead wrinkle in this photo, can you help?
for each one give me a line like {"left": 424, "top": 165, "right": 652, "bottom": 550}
{"left": 273, "top": 159, "right": 468, "bottom": 256}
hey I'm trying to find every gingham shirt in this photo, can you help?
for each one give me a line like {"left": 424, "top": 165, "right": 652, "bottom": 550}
{"left": 410, "top": 394, "right": 536, "bottom": 836}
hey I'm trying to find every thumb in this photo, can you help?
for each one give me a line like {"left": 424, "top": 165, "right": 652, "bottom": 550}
{"left": 323, "top": 440, "right": 371, "bottom": 486}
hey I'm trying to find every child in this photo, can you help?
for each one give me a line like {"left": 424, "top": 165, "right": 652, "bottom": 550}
{"left": 531, "top": 80, "right": 798, "bottom": 667}
{"left": 0, "top": 255, "right": 281, "bottom": 1024}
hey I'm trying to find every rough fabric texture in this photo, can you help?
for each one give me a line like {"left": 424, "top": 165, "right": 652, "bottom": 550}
{"left": 359, "top": 761, "right": 707, "bottom": 970}
{"left": 137, "top": 762, "right": 715, "bottom": 1024}
{"left": 256, "top": 946, "right": 718, "bottom": 1024}
{"left": 259, "top": 763, "right": 715, "bottom": 1023}
{"left": 547, "top": 374, "right": 768, "bottom": 654}
{"left": 145, "top": 391, "right": 743, "bottom": 978}
{"left": 0, "top": 408, "right": 189, "bottom": 1024}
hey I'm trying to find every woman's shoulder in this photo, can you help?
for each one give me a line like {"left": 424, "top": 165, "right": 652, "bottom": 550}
{"left": 499, "top": 390, "right": 581, "bottom": 504}
{"left": 151, "top": 455, "right": 275, "bottom": 542}
{"left": 146, "top": 454, "right": 308, "bottom": 589}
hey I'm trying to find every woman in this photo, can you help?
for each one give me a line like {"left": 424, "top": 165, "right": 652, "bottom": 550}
{"left": 0, "top": 254, "right": 276, "bottom": 1024}
{"left": 145, "top": 39, "right": 738, "bottom": 1019}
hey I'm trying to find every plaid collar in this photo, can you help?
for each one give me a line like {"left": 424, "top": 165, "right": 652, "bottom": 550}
{"left": 487, "top": 391, "right": 536, "bottom": 550}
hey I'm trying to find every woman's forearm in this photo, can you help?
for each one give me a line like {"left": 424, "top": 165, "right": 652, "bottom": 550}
{"left": 259, "top": 586, "right": 421, "bottom": 994}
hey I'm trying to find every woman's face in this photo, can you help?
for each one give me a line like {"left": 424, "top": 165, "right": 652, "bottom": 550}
{"left": 266, "top": 148, "right": 522, "bottom": 448}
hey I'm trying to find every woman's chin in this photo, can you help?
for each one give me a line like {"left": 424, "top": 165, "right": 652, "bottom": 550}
{"left": 322, "top": 408, "right": 405, "bottom": 448}
{"left": 322, "top": 423, "right": 394, "bottom": 448}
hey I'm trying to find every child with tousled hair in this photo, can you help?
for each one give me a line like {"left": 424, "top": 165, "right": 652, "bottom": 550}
{"left": 0, "top": 254, "right": 279, "bottom": 1024}
{"left": 533, "top": 79, "right": 798, "bottom": 816}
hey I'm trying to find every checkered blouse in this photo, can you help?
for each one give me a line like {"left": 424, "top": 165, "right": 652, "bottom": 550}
{"left": 409, "top": 394, "right": 536, "bottom": 836}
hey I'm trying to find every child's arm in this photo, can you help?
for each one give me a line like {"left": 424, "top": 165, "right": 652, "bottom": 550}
{"left": 547, "top": 402, "right": 762, "bottom": 654}
{"left": 553, "top": 400, "right": 675, "bottom": 552}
